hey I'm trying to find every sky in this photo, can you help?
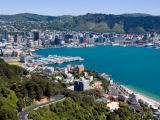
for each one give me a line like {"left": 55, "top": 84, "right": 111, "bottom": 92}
{"left": 0, "top": 0, "right": 160, "bottom": 16}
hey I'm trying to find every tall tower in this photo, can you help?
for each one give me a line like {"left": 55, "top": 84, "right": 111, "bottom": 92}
{"left": 3, "top": 29, "right": 8, "bottom": 41}
{"left": 34, "top": 31, "right": 42, "bottom": 41}
{"left": 14, "top": 34, "right": 18, "bottom": 43}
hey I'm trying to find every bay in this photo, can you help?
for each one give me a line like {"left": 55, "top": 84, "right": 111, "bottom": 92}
{"left": 36, "top": 46, "right": 160, "bottom": 102}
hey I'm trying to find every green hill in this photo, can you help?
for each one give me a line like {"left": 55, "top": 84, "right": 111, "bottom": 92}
{"left": 0, "top": 13, "right": 73, "bottom": 21}
{"left": 1, "top": 13, "right": 160, "bottom": 33}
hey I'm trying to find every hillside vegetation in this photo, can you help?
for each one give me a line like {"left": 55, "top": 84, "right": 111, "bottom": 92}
{"left": 0, "top": 59, "right": 155, "bottom": 120}
{"left": 1, "top": 13, "right": 160, "bottom": 34}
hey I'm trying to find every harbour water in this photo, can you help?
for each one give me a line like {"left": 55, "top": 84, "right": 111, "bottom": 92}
{"left": 36, "top": 45, "right": 160, "bottom": 102}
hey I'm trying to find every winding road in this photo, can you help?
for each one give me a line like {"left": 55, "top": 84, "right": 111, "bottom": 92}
{"left": 18, "top": 95, "right": 65, "bottom": 120}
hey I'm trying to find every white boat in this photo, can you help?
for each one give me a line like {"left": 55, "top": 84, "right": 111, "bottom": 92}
{"left": 119, "top": 44, "right": 127, "bottom": 47}
{"left": 111, "top": 43, "right": 119, "bottom": 46}
{"left": 145, "top": 43, "right": 154, "bottom": 47}
{"left": 154, "top": 46, "right": 160, "bottom": 50}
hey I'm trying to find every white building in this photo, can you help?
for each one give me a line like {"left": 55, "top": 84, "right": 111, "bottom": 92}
{"left": 45, "top": 67, "right": 54, "bottom": 74}
{"left": 55, "top": 76, "right": 62, "bottom": 80}
{"left": 62, "top": 67, "right": 68, "bottom": 74}
{"left": 29, "top": 41, "right": 34, "bottom": 47}
{"left": 86, "top": 76, "right": 93, "bottom": 82}
{"left": 107, "top": 102, "right": 119, "bottom": 112}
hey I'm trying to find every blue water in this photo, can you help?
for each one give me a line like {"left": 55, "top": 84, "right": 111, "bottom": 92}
{"left": 36, "top": 46, "right": 160, "bottom": 102}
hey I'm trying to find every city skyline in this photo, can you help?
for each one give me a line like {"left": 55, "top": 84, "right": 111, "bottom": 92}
{"left": 0, "top": 0, "right": 160, "bottom": 16}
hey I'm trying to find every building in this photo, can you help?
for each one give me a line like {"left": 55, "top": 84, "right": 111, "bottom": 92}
{"left": 128, "top": 105, "right": 143, "bottom": 114}
{"left": 112, "top": 37, "right": 125, "bottom": 44}
{"left": 153, "top": 112, "right": 160, "bottom": 119}
{"left": 20, "top": 55, "right": 28, "bottom": 63}
{"left": 3, "top": 29, "right": 8, "bottom": 41}
{"left": 74, "top": 64, "right": 84, "bottom": 73}
{"left": 85, "top": 32, "right": 90, "bottom": 39}
{"left": 45, "top": 67, "right": 54, "bottom": 74}
{"left": 61, "top": 67, "right": 68, "bottom": 74}
{"left": 108, "top": 86, "right": 119, "bottom": 97}
{"left": 129, "top": 93, "right": 139, "bottom": 101}
{"left": 107, "top": 102, "right": 119, "bottom": 112}
{"left": 38, "top": 39, "right": 42, "bottom": 46}
{"left": 88, "top": 38, "right": 95, "bottom": 44}
{"left": 14, "top": 34, "right": 18, "bottom": 43}
{"left": 2, "top": 49, "right": 13, "bottom": 57}
{"left": 54, "top": 37, "right": 62, "bottom": 45}
{"left": 34, "top": 31, "right": 42, "bottom": 41}
{"left": 29, "top": 41, "right": 34, "bottom": 47}
{"left": 64, "top": 34, "right": 73, "bottom": 43}
{"left": 74, "top": 77, "right": 90, "bottom": 91}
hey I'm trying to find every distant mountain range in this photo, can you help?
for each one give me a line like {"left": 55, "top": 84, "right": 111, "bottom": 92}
{"left": 0, "top": 13, "right": 74, "bottom": 21}
{"left": 1, "top": 13, "right": 160, "bottom": 34}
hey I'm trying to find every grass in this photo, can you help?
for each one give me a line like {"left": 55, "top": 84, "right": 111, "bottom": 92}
{"left": 7, "top": 61, "right": 22, "bottom": 66}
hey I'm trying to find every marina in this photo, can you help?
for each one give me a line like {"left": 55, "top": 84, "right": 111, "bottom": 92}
{"left": 34, "top": 55, "right": 84, "bottom": 65}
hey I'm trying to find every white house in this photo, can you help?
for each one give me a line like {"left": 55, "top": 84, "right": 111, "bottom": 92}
{"left": 64, "top": 77, "right": 74, "bottom": 83}
{"left": 55, "top": 76, "right": 62, "bottom": 80}
{"left": 86, "top": 76, "right": 93, "bottom": 82}
{"left": 107, "top": 102, "right": 119, "bottom": 112}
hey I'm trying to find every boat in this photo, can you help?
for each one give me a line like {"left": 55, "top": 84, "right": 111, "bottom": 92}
{"left": 119, "top": 44, "right": 127, "bottom": 47}
{"left": 154, "top": 46, "right": 160, "bottom": 50}
{"left": 134, "top": 45, "right": 144, "bottom": 48}
{"left": 144, "top": 43, "right": 154, "bottom": 47}
{"left": 111, "top": 43, "right": 119, "bottom": 46}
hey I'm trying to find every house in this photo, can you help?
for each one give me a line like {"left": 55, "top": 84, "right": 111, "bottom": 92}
{"left": 153, "top": 112, "right": 160, "bottom": 119}
{"left": 66, "top": 73, "right": 73, "bottom": 78}
{"left": 55, "top": 76, "right": 62, "bottom": 80}
{"left": 95, "top": 85, "right": 103, "bottom": 90}
{"left": 118, "top": 95, "right": 127, "bottom": 102}
{"left": 64, "top": 77, "right": 74, "bottom": 83}
{"left": 129, "top": 93, "right": 139, "bottom": 101}
{"left": 96, "top": 97, "right": 110, "bottom": 102}
{"left": 74, "top": 64, "right": 84, "bottom": 73}
{"left": 86, "top": 76, "right": 93, "bottom": 82}
{"left": 130, "top": 101, "right": 140, "bottom": 106}
{"left": 128, "top": 105, "right": 143, "bottom": 114}
{"left": 103, "top": 94, "right": 109, "bottom": 98}
{"left": 107, "top": 102, "right": 119, "bottom": 112}
{"left": 84, "top": 72, "right": 88, "bottom": 77}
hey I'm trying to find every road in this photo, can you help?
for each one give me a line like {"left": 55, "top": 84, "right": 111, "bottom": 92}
{"left": 18, "top": 95, "right": 65, "bottom": 120}
{"left": 113, "top": 83, "right": 129, "bottom": 97}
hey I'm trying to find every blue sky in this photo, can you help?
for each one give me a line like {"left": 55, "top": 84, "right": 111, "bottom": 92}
{"left": 0, "top": 0, "right": 159, "bottom": 16}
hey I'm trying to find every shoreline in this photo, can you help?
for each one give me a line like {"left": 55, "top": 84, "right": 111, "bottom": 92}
{"left": 121, "top": 85, "right": 160, "bottom": 107}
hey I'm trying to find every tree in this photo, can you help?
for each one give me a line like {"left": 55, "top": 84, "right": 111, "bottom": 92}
{"left": 17, "top": 98, "right": 25, "bottom": 112}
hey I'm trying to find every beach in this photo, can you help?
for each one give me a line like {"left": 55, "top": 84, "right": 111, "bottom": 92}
{"left": 121, "top": 85, "right": 160, "bottom": 107}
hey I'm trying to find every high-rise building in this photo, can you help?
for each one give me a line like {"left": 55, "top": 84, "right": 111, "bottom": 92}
{"left": 14, "top": 35, "right": 18, "bottom": 43}
{"left": 34, "top": 31, "right": 42, "bottom": 41}
{"left": 54, "top": 37, "right": 62, "bottom": 45}
{"left": 3, "top": 29, "right": 8, "bottom": 41}
{"left": 85, "top": 32, "right": 90, "bottom": 39}
{"left": 74, "top": 77, "right": 90, "bottom": 91}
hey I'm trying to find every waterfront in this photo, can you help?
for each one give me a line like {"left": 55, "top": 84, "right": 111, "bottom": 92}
{"left": 36, "top": 45, "right": 160, "bottom": 102}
